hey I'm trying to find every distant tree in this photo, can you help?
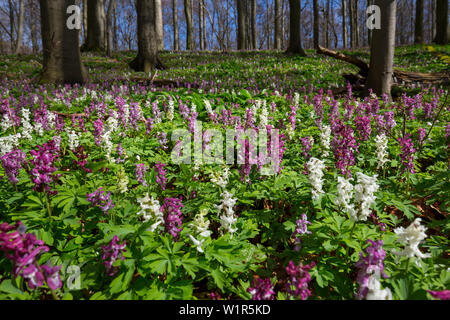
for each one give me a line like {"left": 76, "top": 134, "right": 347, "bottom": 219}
{"left": 365, "top": 0, "right": 396, "bottom": 100}
{"left": 81, "top": 0, "right": 106, "bottom": 52}
{"left": 173, "top": 0, "right": 180, "bottom": 51}
{"left": 39, "top": 0, "right": 88, "bottom": 84}
{"left": 236, "top": 0, "right": 247, "bottom": 50}
{"left": 130, "top": 0, "right": 165, "bottom": 72}
{"left": 184, "top": 0, "right": 193, "bottom": 50}
{"left": 434, "top": 0, "right": 449, "bottom": 44}
{"left": 286, "top": 0, "right": 306, "bottom": 56}
{"left": 155, "top": 0, "right": 164, "bottom": 50}
{"left": 415, "top": 0, "right": 424, "bottom": 44}
{"left": 341, "top": 0, "right": 347, "bottom": 48}
{"left": 313, "top": 0, "right": 319, "bottom": 48}
{"left": 274, "top": 0, "right": 282, "bottom": 50}
{"left": 106, "top": 0, "right": 116, "bottom": 57}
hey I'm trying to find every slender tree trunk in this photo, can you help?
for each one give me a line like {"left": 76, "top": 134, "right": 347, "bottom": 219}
{"left": 349, "top": 0, "right": 355, "bottom": 48}
{"left": 81, "top": 0, "right": 106, "bottom": 52}
{"left": 435, "top": 0, "right": 449, "bottom": 44}
{"left": 236, "top": 0, "right": 247, "bottom": 50}
{"left": 341, "top": 0, "right": 347, "bottom": 48}
{"left": 367, "top": 0, "right": 372, "bottom": 46}
{"left": 113, "top": 0, "right": 117, "bottom": 51}
{"left": 431, "top": 0, "right": 436, "bottom": 41}
{"left": 313, "top": 0, "right": 319, "bottom": 48}
{"left": 203, "top": 0, "right": 207, "bottom": 50}
{"left": 106, "top": 0, "right": 115, "bottom": 57}
{"left": 286, "top": 0, "right": 306, "bottom": 55}
{"left": 199, "top": 0, "right": 204, "bottom": 50}
{"left": 325, "top": 0, "right": 330, "bottom": 48}
{"left": 8, "top": 0, "right": 14, "bottom": 52}
{"left": 414, "top": 0, "right": 424, "bottom": 44}
{"left": 155, "top": 0, "right": 164, "bottom": 51}
{"left": 173, "top": 0, "right": 179, "bottom": 50}
{"left": 251, "top": 0, "right": 257, "bottom": 50}
{"left": 365, "top": 0, "right": 396, "bottom": 100}
{"left": 14, "top": 0, "right": 25, "bottom": 54}
{"left": 354, "top": 0, "right": 359, "bottom": 47}
{"left": 184, "top": 0, "right": 193, "bottom": 50}
{"left": 83, "top": 0, "right": 88, "bottom": 42}
{"left": 39, "top": 0, "right": 88, "bottom": 84}
{"left": 130, "top": 0, "right": 165, "bottom": 72}
{"left": 274, "top": 0, "right": 281, "bottom": 49}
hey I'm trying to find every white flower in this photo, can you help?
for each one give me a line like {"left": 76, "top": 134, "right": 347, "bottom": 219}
{"left": 117, "top": 167, "right": 129, "bottom": 193}
{"left": 336, "top": 176, "right": 357, "bottom": 221}
{"left": 137, "top": 193, "right": 164, "bottom": 232}
{"left": 259, "top": 102, "right": 268, "bottom": 128}
{"left": 320, "top": 125, "right": 331, "bottom": 157}
{"left": 188, "top": 209, "right": 212, "bottom": 253}
{"left": 307, "top": 157, "right": 326, "bottom": 201}
{"left": 365, "top": 271, "right": 392, "bottom": 300}
{"left": 67, "top": 130, "right": 79, "bottom": 150}
{"left": 21, "top": 108, "right": 33, "bottom": 140}
{"left": 204, "top": 99, "right": 213, "bottom": 115}
{"left": 375, "top": 134, "right": 389, "bottom": 169}
{"left": 0, "top": 133, "right": 21, "bottom": 156}
{"left": 294, "top": 92, "right": 300, "bottom": 107}
{"left": 393, "top": 218, "right": 431, "bottom": 265}
{"left": 47, "top": 112, "right": 56, "bottom": 129}
{"left": 215, "top": 191, "right": 238, "bottom": 237}
{"left": 167, "top": 98, "right": 174, "bottom": 121}
{"left": 210, "top": 166, "right": 230, "bottom": 189}
{"left": 354, "top": 172, "right": 379, "bottom": 221}
{"left": 0, "top": 114, "right": 13, "bottom": 131}
{"left": 34, "top": 122, "right": 44, "bottom": 136}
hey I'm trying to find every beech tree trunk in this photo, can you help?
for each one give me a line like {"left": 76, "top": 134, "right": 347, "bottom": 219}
{"left": 14, "top": 0, "right": 25, "bottom": 54}
{"left": 236, "top": 0, "right": 247, "bottom": 50}
{"left": 184, "top": 0, "right": 193, "bottom": 50}
{"left": 274, "top": 0, "right": 281, "bottom": 50}
{"left": 365, "top": 0, "right": 396, "bottom": 100}
{"left": 173, "top": 0, "right": 180, "bottom": 50}
{"left": 286, "top": 0, "right": 306, "bottom": 56}
{"left": 39, "top": 0, "right": 88, "bottom": 84}
{"left": 106, "top": 0, "right": 115, "bottom": 57}
{"left": 82, "top": 0, "right": 105, "bottom": 52}
{"left": 129, "top": 0, "right": 165, "bottom": 72}
{"left": 199, "top": 0, "right": 204, "bottom": 50}
{"left": 342, "top": 0, "right": 347, "bottom": 48}
{"left": 435, "top": 0, "right": 449, "bottom": 44}
{"left": 250, "top": 0, "right": 257, "bottom": 50}
{"left": 313, "top": 0, "right": 319, "bottom": 48}
{"left": 414, "top": 0, "right": 424, "bottom": 44}
{"left": 155, "top": 0, "right": 164, "bottom": 51}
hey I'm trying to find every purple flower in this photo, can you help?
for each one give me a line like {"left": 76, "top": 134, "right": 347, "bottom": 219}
{"left": 101, "top": 236, "right": 126, "bottom": 277}
{"left": 331, "top": 125, "right": 359, "bottom": 177}
{"left": 135, "top": 163, "right": 148, "bottom": 186}
{"left": 355, "top": 239, "right": 387, "bottom": 300}
{"left": 93, "top": 119, "right": 103, "bottom": 147}
{"left": 87, "top": 187, "right": 114, "bottom": 216}
{"left": 29, "top": 139, "right": 60, "bottom": 194}
{"left": 154, "top": 162, "right": 167, "bottom": 190}
{"left": 292, "top": 214, "right": 312, "bottom": 251}
{"left": 161, "top": 197, "right": 184, "bottom": 241}
{"left": 41, "top": 264, "right": 62, "bottom": 290}
{"left": 398, "top": 135, "right": 416, "bottom": 174}
{"left": 247, "top": 278, "right": 275, "bottom": 300}
{"left": 157, "top": 132, "right": 168, "bottom": 151}
{"left": 427, "top": 290, "right": 450, "bottom": 300}
{"left": 1, "top": 149, "right": 26, "bottom": 185}
{"left": 355, "top": 116, "right": 372, "bottom": 141}
{"left": 384, "top": 111, "right": 396, "bottom": 131}
{"left": 285, "top": 261, "right": 315, "bottom": 300}
{"left": 300, "top": 137, "right": 313, "bottom": 159}
{"left": 418, "top": 128, "right": 427, "bottom": 144}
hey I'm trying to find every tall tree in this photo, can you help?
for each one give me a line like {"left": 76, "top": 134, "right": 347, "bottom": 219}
{"left": 184, "top": 0, "right": 193, "bottom": 50}
{"left": 434, "top": 0, "right": 449, "bottom": 44}
{"left": 82, "top": 0, "right": 106, "bottom": 52}
{"left": 129, "top": 0, "right": 165, "bottom": 72}
{"left": 341, "top": 0, "right": 347, "bottom": 48}
{"left": 39, "top": 0, "right": 88, "bottom": 84}
{"left": 199, "top": 0, "right": 204, "bottom": 50}
{"left": 173, "top": 0, "right": 180, "bottom": 50}
{"left": 414, "top": 0, "right": 424, "bottom": 44}
{"left": 286, "top": 0, "right": 306, "bottom": 56}
{"left": 365, "top": 0, "right": 396, "bottom": 100}
{"left": 14, "top": 0, "right": 25, "bottom": 54}
{"left": 236, "top": 0, "right": 247, "bottom": 50}
{"left": 313, "top": 0, "right": 319, "bottom": 48}
{"left": 274, "top": 0, "right": 282, "bottom": 49}
{"left": 250, "top": 0, "right": 257, "bottom": 49}
{"left": 349, "top": 0, "right": 355, "bottom": 48}
{"left": 106, "top": 0, "right": 116, "bottom": 57}
{"left": 155, "top": 0, "right": 164, "bottom": 51}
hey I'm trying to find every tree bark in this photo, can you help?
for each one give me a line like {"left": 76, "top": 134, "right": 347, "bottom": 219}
{"left": 129, "top": 0, "right": 165, "bottom": 72}
{"left": 414, "top": 0, "right": 424, "bottom": 44}
{"left": 14, "top": 0, "right": 25, "bottom": 54}
{"left": 83, "top": 0, "right": 87, "bottom": 42}
{"left": 236, "top": 0, "right": 247, "bottom": 50}
{"left": 39, "top": 0, "right": 88, "bottom": 84}
{"left": 341, "top": 0, "right": 347, "bottom": 48}
{"left": 365, "top": 0, "right": 396, "bottom": 100}
{"left": 286, "top": 0, "right": 306, "bottom": 56}
{"left": 250, "top": 0, "right": 257, "bottom": 50}
{"left": 113, "top": 0, "right": 117, "bottom": 51}
{"left": 435, "top": 0, "right": 449, "bottom": 44}
{"left": 184, "top": 0, "right": 193, "bottom": 50}
{"left": 199, "top": 0, "right": 204, "bottom": 50}
{"left": 173, "top": 0, "right": 180, "bottom": 50}
{"left": 313, "top": 0, "right": 319, "bottom": 48}
{"left": 106, "top": 0, "right": 115, "bottom": 57}
{"left": 274, "top": 0, "right": 281, "bottom": 50}
{"left": 349, "top": 0, "right": 355, "bottom": 48}
{"left": 155, "top": 0, "right": 164, "bottom": 51}
{"left": 8, "top": 0, "right": 14, "bottom": 52}
{"left": 81, "top": 0, "right": 106, "bottom": 52}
